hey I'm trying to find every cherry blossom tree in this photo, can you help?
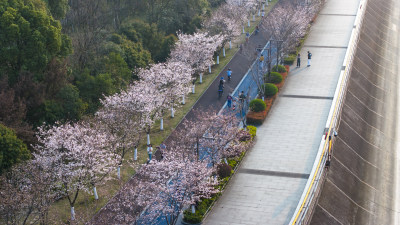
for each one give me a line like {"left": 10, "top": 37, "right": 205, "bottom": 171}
{"left": 89, "top": 148, "right": 218, "bottom": 225}
{"left": 33, "top": 121, "right": 120, "bottom": 221}
{"left": 260, "top": 1, "right": 316, "bottom": 60}
{"left": 0, "top": 160, "right": 55, "bottom": 225}
{"left": 170, "top": 32, "right": 224, "bottom": 83}
{"left": 201, "top": 113, "right": 243, "bottom": 166}
{"left": 137, "top": 61, "right": 193, "bottom": 129}
{"left": 226, "top": 0, "right": 258, "bottom": 33}
{"left": 98, "top": 88, "right": 149, "bottom": 178}
{"left": 203, "top": 3, "right": 245, "bottom": 55}
{"left": 134, "top": 150, "right": 218, "bottom": 225}
{"left": 171, "top": 110, "right": 245, "bottom": 165}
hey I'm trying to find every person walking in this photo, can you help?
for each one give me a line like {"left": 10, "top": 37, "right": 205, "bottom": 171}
{"left": 259, "top": 54, "right": 264, "bottom": 69}
{"left": 160, "top": 142, "right": 166, "bottom": 151}
{"left": 297, "top": 53, "right": 301, "bottom": 67}
{"left": 239, "top": 91, "right": 246, "bottom": 103}
{"left": 307, "top": 51, "right": 312, "bottom": 67}
{"left": 147, "top": 144, "right": 153, "bottom": 161}
{"left": 227, "top": 94, "right": 233, "bottom": 108}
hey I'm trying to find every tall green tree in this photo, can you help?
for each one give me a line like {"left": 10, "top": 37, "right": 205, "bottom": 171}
{"left": 0, "top": 0, "right": 72, "bottom": 83}
{"left": 0, "top": 124, "right": 30, "bottom": 175}
{"left": 48, "top": 0, "right": 69, "bottom": 20}
{"left": 120, "top": 21, "right": 176, "bottom": 62}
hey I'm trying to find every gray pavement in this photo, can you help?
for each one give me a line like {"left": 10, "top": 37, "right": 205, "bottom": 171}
{"left": 203, "top": 0, "right": 361, "bottom": 224}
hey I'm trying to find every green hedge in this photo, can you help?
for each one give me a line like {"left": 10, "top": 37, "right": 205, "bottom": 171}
{"left": 264, "top": 83, "right": 278, "bottom": 97}
{"left": 249, "top": 99, "right": 266, "bottom": 112}
{"left": 267, "top": 72, "right": 282, "bottom": 84}
{"left": 284, "top": 54, "right": 296, "bottom": 65}
{"left": 247, "top": 126, "right": 257, "bottom": 139}
{"left": 272, "top": 64, "right": 287, "bottom": 73}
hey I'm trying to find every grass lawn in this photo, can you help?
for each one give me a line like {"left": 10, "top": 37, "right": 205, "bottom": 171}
{"left": 47, "top": 1, "right": 279, "bottom": 223}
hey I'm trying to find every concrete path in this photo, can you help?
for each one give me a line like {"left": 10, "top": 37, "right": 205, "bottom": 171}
{"left": 203, "top": 0, "right": 361, "bottom": 224}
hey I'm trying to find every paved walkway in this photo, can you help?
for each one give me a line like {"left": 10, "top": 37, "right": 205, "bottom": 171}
{"left": 203, "top": 0, "right": 361, "bottom": 224}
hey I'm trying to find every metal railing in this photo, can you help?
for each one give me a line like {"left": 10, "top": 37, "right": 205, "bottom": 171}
{"left": 288, "top": 0, "right": 368, "bottom": 224}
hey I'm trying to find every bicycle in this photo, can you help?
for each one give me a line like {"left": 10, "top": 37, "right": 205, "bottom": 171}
{"left": 218, "top": 84, "right": 224, "bottom": 97}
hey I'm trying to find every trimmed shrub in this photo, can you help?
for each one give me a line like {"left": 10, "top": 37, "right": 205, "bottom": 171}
{"left": 246, "top": 110, "right": 267, "bottom": 125}
{"left": 264, "top": 83, "right": 278, "bottom": 97}
{"left": 249, "top": 99, "right": 266, "bottom": 112}
{"left": 247, "top": 126, "right": 257, "bottom": 139}
{"left": 284, "top": 54, "right": 296, "bottom": 65}
{"left": 227, "top": 158, "right": 238, "bottom": 169}
{"left": 217, "top": 163, "right": 232, "bottom": 178}
{"left": 272, "top": 64, "right": 287, "bottom": 73}
{"left": 183, "top": 210, "right": 202, "bottom": 223}
{"left": 267, "top": 72, "right": 283, "bottom": 84}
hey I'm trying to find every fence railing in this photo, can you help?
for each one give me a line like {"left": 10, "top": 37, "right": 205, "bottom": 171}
{"left": 219, "top": 41, "right": 277, "bottom": 118}
{"left": 288, "top": 0, "right": 368, "bottom": 224}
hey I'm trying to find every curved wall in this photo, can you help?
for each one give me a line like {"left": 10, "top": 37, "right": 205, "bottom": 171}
{"left": 310, "top": 0, "right": 400, "bottom": 224}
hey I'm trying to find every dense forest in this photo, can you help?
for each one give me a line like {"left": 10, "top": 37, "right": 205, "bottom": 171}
{"left": 0, "top": 0, "right": 225, "bottom": 173}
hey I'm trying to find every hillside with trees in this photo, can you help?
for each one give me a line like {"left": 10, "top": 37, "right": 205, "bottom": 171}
{"left": 0, "top": 0, "right": 224, "bottom": 155}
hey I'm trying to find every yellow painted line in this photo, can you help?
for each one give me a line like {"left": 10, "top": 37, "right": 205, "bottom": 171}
{"left": 291, "top": 29, "right": 360, "bottom": 224}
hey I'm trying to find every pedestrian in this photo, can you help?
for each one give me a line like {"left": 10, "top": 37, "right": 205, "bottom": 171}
{"left": 259, "top": 54, "right": 264, "bottom": 69}
{"left": 246, "top": 32, "right": 250, "bottom": 42}
{"left": 227, "top": 68, "right": 232, "bottom": 80}
{"left": 262, "top": 10, "right": 265, "bottom": 18}
{"left": 239, "top": 91, "right": 246, "bottom": 103}
{"left": 147, "top": 144, "right": 153, "bottom": 161}
{"left": 296, "top": 53, "right": 301, "bottom": 67}
{"left": 325, "top": 154, "right": 331, "bottom": 170}
{"left": 307, "top": 51, "right": 312, "bottom": 67}
{"left": 227, "top": 94, "right": 233, "bottom": 108}
{"left": 159, "top": 143, "right": 166, "bottom": 160}
{"left": 160, "top": 142, "right": 166, "bottom": 151}
{"left": 255, "top": 25, "right": 259, "bottom": 34}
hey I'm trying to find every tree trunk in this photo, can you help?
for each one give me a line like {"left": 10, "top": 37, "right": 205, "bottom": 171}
{"left": 160, "top": 118, "right": 164, "bottom": 131}
{"left": 224, "top": 158, "right": 228, "bottom": 164}
{"left": 192, "top": 84, "right": 195, "bottom": 94}
{"left": 223, "top": 47, "right": 226, "bottom": 57}
{"left": 200, "top": 73, "right": 203, "bottom": 83}
{"left": 248, "top": 19, "right": 250, "bottom": 27}
{"left": 171, "top": 106, "right": 174, "bottom": 118}
{"left": 182, "top": 94, "right": 185, "bottom": 104}
{"left": 134, "top": 147, "right": 138, "bottom": 161}
{"left": 191, "top": 204, "right": 196, "bottom": 213}
{"left": 71, "top": 207, "right": 75, "bottom": 221}
{"left": 229, "top": 40, "right": 232, "bottom": 49}
{"left": 147, "top": 133, "right": 150, "bottom": 145}
{"left": 117, "top": 166, "right": 121, "bottom": 179}
{"left": 93, "top": 186, "right": 99, "bottom": 200}
{"left": 209, "top": 65, "right": 211, "bottom": 74}
{"left": 217, "top": 55, "right": 219, "bottom": 64}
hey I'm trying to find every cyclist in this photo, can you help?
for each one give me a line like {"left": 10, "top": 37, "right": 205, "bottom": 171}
{"left": 227, "top": 68, "right": 232, "bottom": 81}
{"left": 219, "top": 76, "right": 224, "bottom": 87}
{"left": 218, "top": 77, "right": 224, "bottom": 97}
